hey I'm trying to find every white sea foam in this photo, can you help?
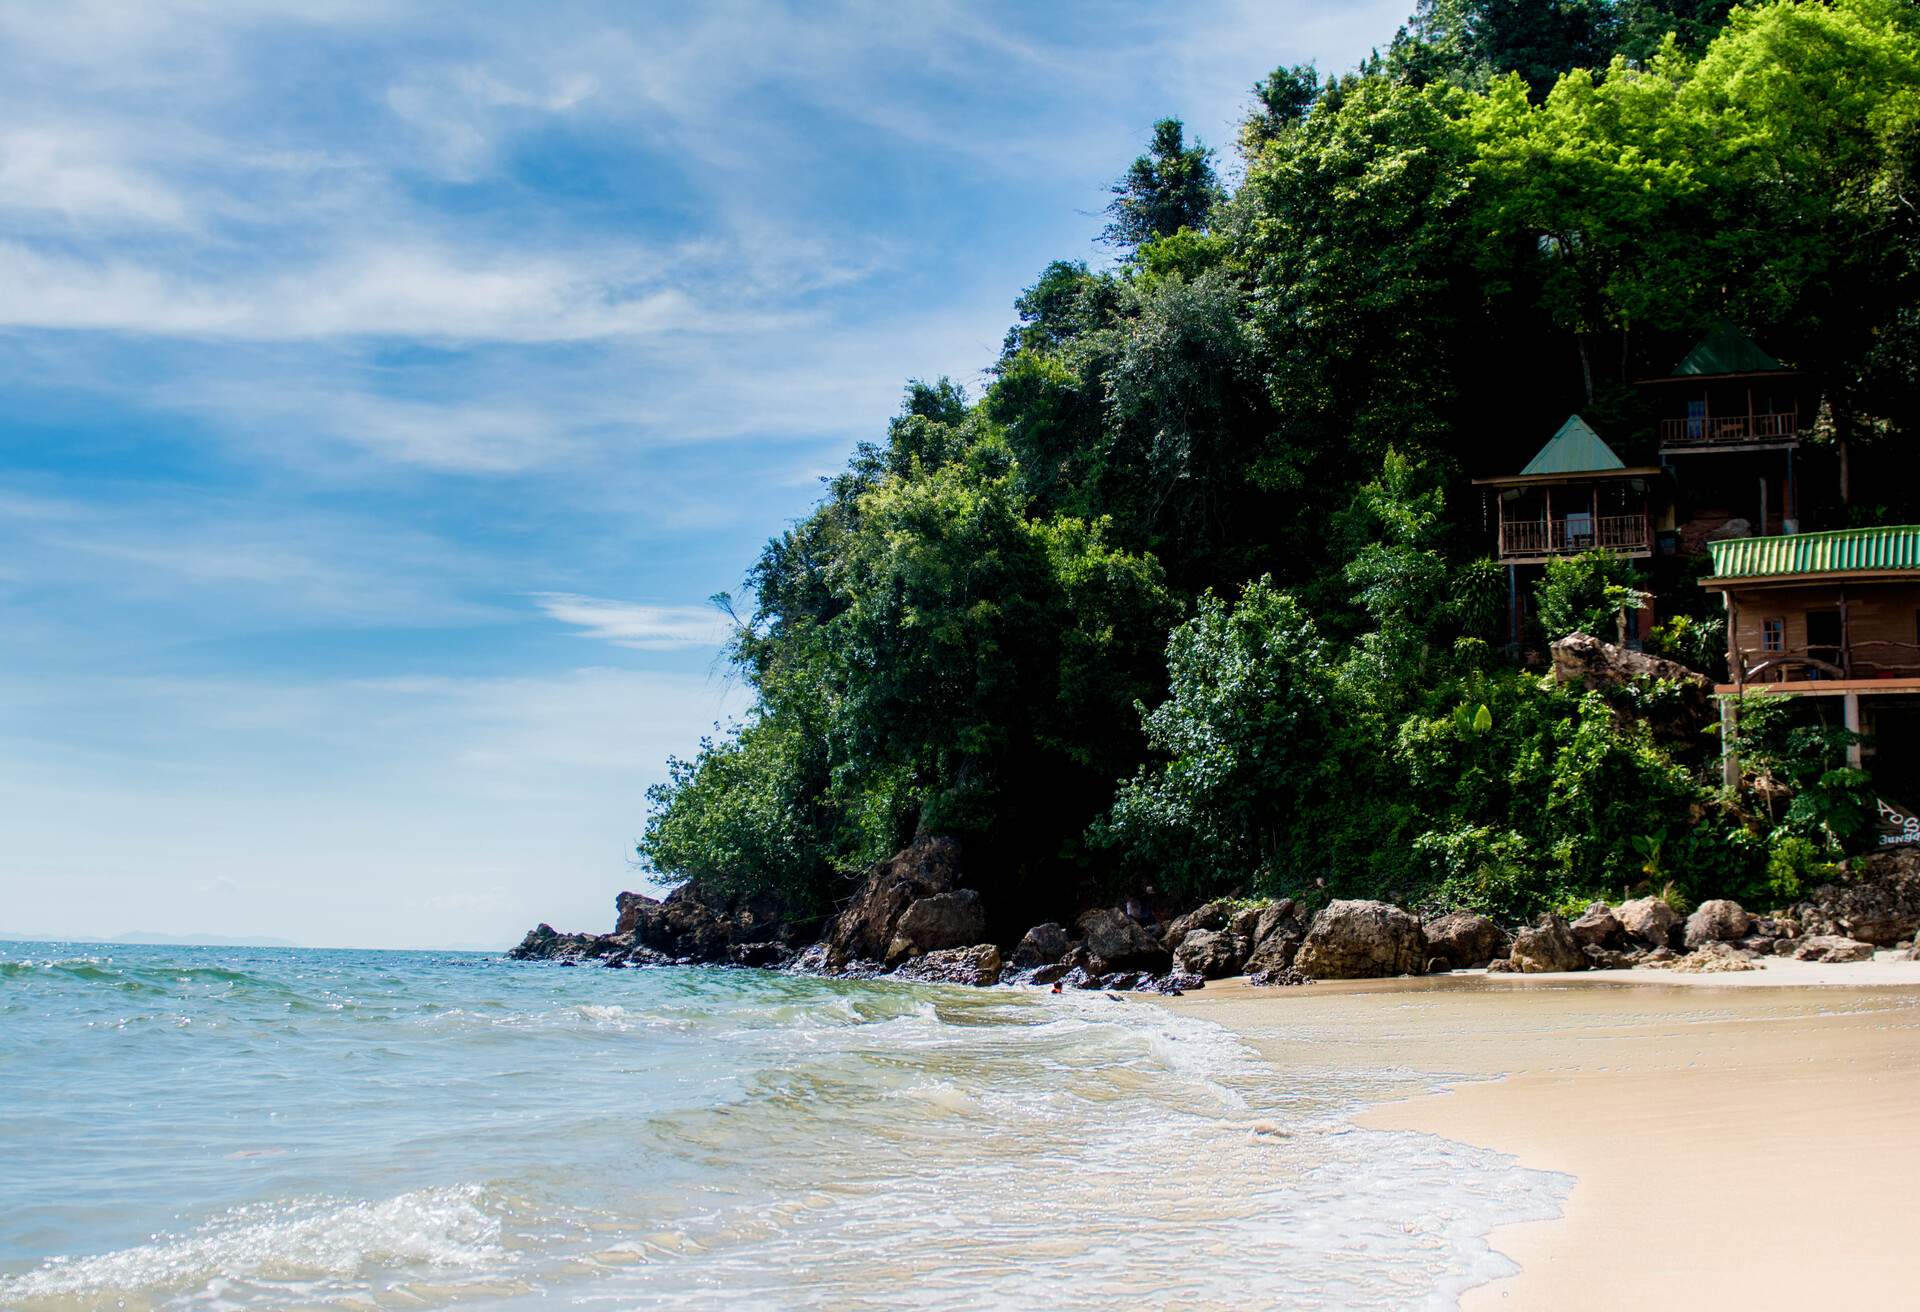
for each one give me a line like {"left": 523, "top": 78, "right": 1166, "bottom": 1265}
{"left": 0, "top": 1185, "right": 505, "bottom": 1305}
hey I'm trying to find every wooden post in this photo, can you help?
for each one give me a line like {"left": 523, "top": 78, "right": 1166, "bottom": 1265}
{"left": 1747, "top": 383, "right": 1755, "bottom": 439}
{"left": 1840, "top": 588, "right": 1851, "bottom": 677}
{"left": 1721, "top": 696, "right": 1740, "bottom": 789}
{"left": 1758, "top": 475, "right": 1768, "bottom": 536}
{"left": 1844, "top": 692, "right": 1863, "bottom": 769}
{"left": 1545, "top": 486, "right": 1554, "bottom": 552}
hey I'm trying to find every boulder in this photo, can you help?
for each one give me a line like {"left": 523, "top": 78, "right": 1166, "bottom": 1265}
{"left": 1569, "top": 902, "right": 1624, "bottom": 949}
{"left": 506, "top": 923, "right": 600, "bottom": 961}
{"left": 1654, "top": 941, "right": 1758, "bottom": 973}
{"left": 614, "top": 882, "right": 792, "bottom": 964}
{"left": 1136, "top": 972, "right": 1205, "bottom": 995}
{"left": 1172, "top": 928, "right": 1246, "bottom": 979}
{"left": 1485, "top": 958, "right": 1517, "bottom": 974}
{"left": 1075, "top": 907, "right": 1172, "bottom": 974}
{"left": 886, "top": 889, "right": 987, "bottom": 964}
{"left": 1242, "top": 927, "right": 1302, "bottom": 975}
{"left": 786, "top": 941, "right": 836, "bottom": 974}
{"left": 1683, "top": 899, "right": 1752, "bottom": 949}
{"left": 1796, "top": 849, "right": 1920, "bottom": 946}
{"left": 1582, "top": 944, "right": 1638, "bottom": 970}
{"left": 1010, "top": 922, "right": 1072, "bottom": 969}
{"left": 1791, "top": 935, "right": 1876, "bottom": 964}
{"left": 825, "top": 836, "right": 969, "bottom": 965}
{"left": 1549, "top": 633, "right": 1713, "bottom": 742}
{"left": 1424, "top": 911, "right": 1507, "bottom": 969}
{"left": 892, "top": 944, "right": 1003, "bottom": 987}
{"left": 1160, "top": 900, "right": 1235, "bottom": 949}
{"left": 728, "top": 941, "right": 790, "bottom": 968}
{"left": 1247, "top": 966, "right": 1313, "bottom": 987}
{"left": 1616, "top": 896, "right": 1680, "bottom": 949}
{"left": 1293, "top": 900, "right": 1427, "bottom": 979}
{"left": 1510, "top": 915, "right": 1584, "bottom": 973}
{"left": 1231, "top": 899, "right": 1299, "bottom": 948}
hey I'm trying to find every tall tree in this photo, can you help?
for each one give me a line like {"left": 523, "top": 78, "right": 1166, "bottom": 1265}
{"left": 1103, "top": 118, "right": 1221, "bottom": 251}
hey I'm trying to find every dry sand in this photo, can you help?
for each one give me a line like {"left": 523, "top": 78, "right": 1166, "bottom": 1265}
{"left": 1156, "top": 955, "right": 1920, "bottom": 1309}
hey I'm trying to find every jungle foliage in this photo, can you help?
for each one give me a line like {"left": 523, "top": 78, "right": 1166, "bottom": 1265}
{"left": 641, "top": 0, "right": 1919, "bottom": 925}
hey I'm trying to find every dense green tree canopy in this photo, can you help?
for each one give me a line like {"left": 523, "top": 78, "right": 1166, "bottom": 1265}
{"left": 641, "top": 0, "right": 1918, "bottom": 925}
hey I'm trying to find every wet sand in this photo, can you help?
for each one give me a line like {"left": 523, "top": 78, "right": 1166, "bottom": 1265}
{"left": 1156, "top": 958, "right": 1920, "bottom": 1309}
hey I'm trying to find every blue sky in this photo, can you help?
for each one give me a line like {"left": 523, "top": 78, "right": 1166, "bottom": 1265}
{"left": 0, "top": 0, "right": 1403, "bottom": 948}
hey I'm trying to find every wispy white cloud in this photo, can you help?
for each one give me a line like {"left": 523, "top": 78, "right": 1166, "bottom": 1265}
{"left": 533, "top": 593, "right": 730, "bottom": 650}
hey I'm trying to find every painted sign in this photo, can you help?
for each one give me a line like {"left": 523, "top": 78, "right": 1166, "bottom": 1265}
{"left": 1877, "top": 797, "right": 1920, "bottom": 846}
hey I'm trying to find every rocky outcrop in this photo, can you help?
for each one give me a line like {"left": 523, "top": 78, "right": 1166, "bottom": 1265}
{"left": 507, "top": 923, "right": 607, "bottom": 961}
{"left": 886, "top": 889, "right": 987, "bottom": 964}
{"left": 1294, "top": 900, "right": 1426, "bottom": 979}
{"left": 891, "top": 944, "right": 1003, "bottom": 987}
{"left": 1616, "top": 896, "right": 1680, "bottom": 949}
{"left": 1795, "top": 849, "right": 1920, "bottom": 946}
{"left": 1160, "top": 900, "right": 1234, "bottom": 949}
{"left": 1509, "top": 915, "right": 1584, "bottom": 973}
{"left": 1075, "top": 907, "right": 1171, "bottom": 974}
{"left": 1790, "top": 934, "right": 1876, "bottom": 963}
{"left": 1683, "top": 899, "right": 1752, "bottom": 949}
{"left": 1582, "top": 944, "right": 1640, "bottom": 970}
{"left": 824, "top": 836, "right": 971, "bottom": 967}
{"left": 1247, "top": 966, "right": 1314, "bottom": 987}
{"left": 1549, "top": 632, "right": 1713, "bottom": 742}
{"left": 1569, "top": 902, "right": 1624, "bottom": 949}
{"left": 1424, "top": 910, "right": 1507, "bottom": 969}
{"left": 1651, "top": 941, "right": 1758, "bottom": 973}
{"left": 1010, "top": 922, "right": 1071, "bottom": 969}
{"left": 1172, "top": 928, "right": 1245, "bottom": 979}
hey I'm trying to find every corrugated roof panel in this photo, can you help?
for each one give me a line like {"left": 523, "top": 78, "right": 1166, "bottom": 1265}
{"left": 1708, "top": 525, "right": 1920, "bottom": 578}
{"left": 1519, "top": 414, "right": 1627, "bottom": 477}
{"left": 1670, "top": 322, "right": 1785, "bottom": 377}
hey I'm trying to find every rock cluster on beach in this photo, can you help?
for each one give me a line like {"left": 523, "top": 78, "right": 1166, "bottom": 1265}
{"left": 506, "top": 841, "right": 1920, "bottom": 990}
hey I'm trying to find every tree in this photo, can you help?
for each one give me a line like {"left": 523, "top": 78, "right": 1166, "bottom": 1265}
{"left": 1103, "top": 118, "right": 1221, "bottom": 251}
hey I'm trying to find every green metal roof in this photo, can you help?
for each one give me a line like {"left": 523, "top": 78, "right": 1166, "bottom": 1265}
{"left": 1520, "top": 415, "right": 1626, "bottom": 477}
{"left": 1669, "top": 322, "right": 1785, "bottom": 377}
{"left": 1708, "top": 525, "right": 1920, "bottom": 579}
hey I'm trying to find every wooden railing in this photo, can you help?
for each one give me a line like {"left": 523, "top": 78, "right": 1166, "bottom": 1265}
{"left": 1499, "top": 514, "right": 1650, "bottom": 558}
{"left": 1660, "top": 411, "right": 1799, "bottom": 445}
{"left": 1734, "top": 641, "right": 1920, "bottom": 683}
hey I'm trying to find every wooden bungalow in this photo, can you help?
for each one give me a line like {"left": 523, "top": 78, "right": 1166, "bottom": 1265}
{"left": 1703, "top": 525, "right": 1920, "bottom": 791}
{"left": 1639, "top": 323, "right": 1808, "bottom": 548}
{"left": 1475, "top": 415, "right": 1660, "bottom": 648}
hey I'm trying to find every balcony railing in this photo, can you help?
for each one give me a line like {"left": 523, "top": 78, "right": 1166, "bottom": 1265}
{"left": 1499, "top": 514, "right": 1650, "bottom": 558}
{"left": 1734, "top": 641, "right": 1920, "bottom": 684}
{"left": 1660, "top": 411, "right": 1799, "bottom": 445}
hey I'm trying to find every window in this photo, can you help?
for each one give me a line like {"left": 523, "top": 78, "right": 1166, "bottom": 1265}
{"left": 1761, "top": 618, "right": 1784, "bottom": 653}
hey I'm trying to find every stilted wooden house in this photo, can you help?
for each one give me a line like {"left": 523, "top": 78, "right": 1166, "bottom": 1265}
{"left": 1640, "top": 324, "right": 1808, "bottom": 552}
{"left": 1703, "top": 526, "right": 1920, "bottom": 799}
{"left": 1475, "top": 415, "right": 1660, "bottom": 648}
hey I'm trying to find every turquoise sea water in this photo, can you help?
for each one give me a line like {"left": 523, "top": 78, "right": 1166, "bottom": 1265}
{"left": 0, "top": 942, "right": 1565, "bottom": 1310}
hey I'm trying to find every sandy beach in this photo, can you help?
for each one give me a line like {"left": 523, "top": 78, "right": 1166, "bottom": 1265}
{"left": 1157, "top": 956, "right": 1920, "bottom": 1309}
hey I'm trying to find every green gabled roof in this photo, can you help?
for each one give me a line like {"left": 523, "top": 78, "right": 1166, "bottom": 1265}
{"left": 1708, "top": 526, "right": 1920, "bottom": 579}
{"left": 1520, "top": 415, "right": 1626, "bottom": 477}
{"left": 1670, "top": 322, "right": 1785, "bottom": 377}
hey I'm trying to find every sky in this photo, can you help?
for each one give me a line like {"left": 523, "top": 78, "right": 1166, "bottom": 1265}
{"left": 0, "top": 0, "right": 1406, "bottom": 949}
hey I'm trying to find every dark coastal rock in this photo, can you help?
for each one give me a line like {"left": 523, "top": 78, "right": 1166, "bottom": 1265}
{"left": 1616, "top": 896, "right": 1680, "bottom": 949}
{"left": 1010, "top": 922, "right": 1072, "bottom": 969}
{"left": 886, "top": 889, "right": 987, "bottom": 964}
{"left": 1582, "top": 944, "right": 1638, "bottom": 970}
{"left": 891, "top": 944, "right": 1003, "bottom": 987}
{"left": 1160, "top": 900, "right": 1234, "bottom": 949}
{"left": 1640, "top": 945, "right": 1679, "bottom": 965}
{"left": 1791, "top": 934, "right": 1876, "bottom": 963}
{"left": 1231, "top": 899, "right": 1296, "bottom": 946}
{"left": 506, "top": 923, "right": 598, "bottom": 961}
{"left": 613, "top": 882, "right": 794, "bottom": 964}
{"left": 1485, "top": 958, "right": 1517, "bottom": 974}
{"left": 1242, "top": 928, "right": 1302, "bottom": 975}
{"left": 1136, "top": 971, "right": 1205, "bottom": 995}
{"left": 1172, "top": 928, "right": 1246, "bottom": 979}
{"left": 1025, "top": 960, "right": 1073, "bottom": 985}
{"left": 1683, "top": 899, "right": 1752, "bottom": 949}
{"left": 1294, "top": 900, "right": 1426, "bottom": 979}
{"left": 824, "top": 836, "right": 973, "bottom": 967}
{"left": 1569, "top": 902, "right": 1624, "bottom": 949}
{"left": 1423, "top": 910, "right": 1507, "bottom": 970}
{"left": 1247, "top": 966, "right": 1313, "bottom": 987}
{"left": 728, "top": 941, "right": 791, "bottom": 968}
{"left": 1075, "top": 907, "right": 1172, "bottom": 974}
{"left": 1796, "top": 849, "right": 1920, "bottom": 946}
{"left": 1549, "top": 632, "right": 1713, "bottom": 742}
{"left": 1510, "top": 915, "right": 1584, "bottom": 973}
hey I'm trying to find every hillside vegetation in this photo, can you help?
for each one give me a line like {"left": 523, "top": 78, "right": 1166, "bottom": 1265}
{"left": 640, "top": 0, "right": 1920, "bottom": 932}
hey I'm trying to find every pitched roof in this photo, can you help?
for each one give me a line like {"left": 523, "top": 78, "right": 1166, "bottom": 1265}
{"left": 1669, "top": 322, "right": 1786, "bottom": 377}
{"left": 1520, "top": 415, "right": 1626, "bottom": 477}
{"left": 1708, "top": 525, "right": 1920, "bottom": 580}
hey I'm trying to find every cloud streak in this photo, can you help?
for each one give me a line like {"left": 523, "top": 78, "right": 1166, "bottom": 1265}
{"left": 533, "top": 593, "right": 730, "bottom": 650}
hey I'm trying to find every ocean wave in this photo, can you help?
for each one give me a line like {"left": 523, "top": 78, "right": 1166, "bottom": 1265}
{"left": 0, "top": 1185, "right": 505, "bottom": 1306}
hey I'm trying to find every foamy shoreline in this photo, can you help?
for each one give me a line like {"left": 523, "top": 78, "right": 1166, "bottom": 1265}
{"left": 1152, "top": 960, "right": 1920, "bottom": 1309}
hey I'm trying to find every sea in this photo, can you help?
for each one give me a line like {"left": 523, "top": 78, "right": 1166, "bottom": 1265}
{"left": 0, "top": 942, "right": 1567, "bottom": 1311}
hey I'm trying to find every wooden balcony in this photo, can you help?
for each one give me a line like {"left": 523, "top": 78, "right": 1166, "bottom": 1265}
{"left": 1734, "top": 640, "right": 1920, "bottom": 684}
{"left": 1660, "top": 411, "right": 1799, "bottom": 447}
{"left": 1499, "top": 514, "right": 1651, "bottom": 560}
